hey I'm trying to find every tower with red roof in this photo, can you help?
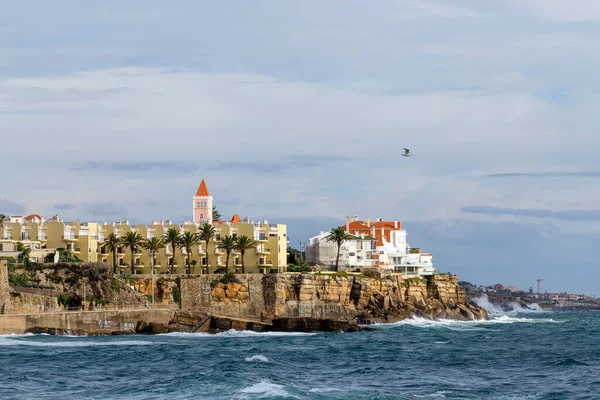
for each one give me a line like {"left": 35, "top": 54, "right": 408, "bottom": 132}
{"left": 193, "top": 179, "right": 213, "bottom": 225}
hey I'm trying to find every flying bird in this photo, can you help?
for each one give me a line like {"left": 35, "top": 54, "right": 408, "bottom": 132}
{"left": 402, "top": 148, "right": 413, "bottom": 157}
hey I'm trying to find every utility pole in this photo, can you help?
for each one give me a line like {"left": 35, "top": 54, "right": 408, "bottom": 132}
{"left": 152, "top": 254, "right": 155, "bottom": 309}
{"left": 537, "top": 277, "right": 545, "bottom": 294}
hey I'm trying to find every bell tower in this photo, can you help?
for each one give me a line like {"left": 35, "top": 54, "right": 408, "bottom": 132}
{"left": 193, "top": 179, "right": 213, "bottom": 225}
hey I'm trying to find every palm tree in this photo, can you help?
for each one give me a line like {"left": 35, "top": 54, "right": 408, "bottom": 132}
{"left": 142, "top": 237, "right": 165, "bottom": 274}
{"left": 142, "top": 237, "right": 165, "bottom": 309}
{"left": 234, "top": 235, "right": 256, "bottom": 274}
{"left": 180, "top": 231, "right": 200, "bottom": 274}
{"left": 326, "top": 227, "right": 354, "bottom": 271}
{"left": 121, "top": 231, "right": 144, "bottom": 274}
{"left": 198, "top": 223, "right": 216, "bottom": 273}
{"left": 217, "top": 234, "right": 236, "bottom": 274}
{"left": 163, "top": 227, "right": 181, "bottom": 274}
{"left": 101, "top": 233, "right": 121, "bottom": 273}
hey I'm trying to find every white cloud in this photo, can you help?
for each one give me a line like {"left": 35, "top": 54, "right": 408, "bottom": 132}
{"left": 507, "top": 0, "right": 600, "bottom": 22}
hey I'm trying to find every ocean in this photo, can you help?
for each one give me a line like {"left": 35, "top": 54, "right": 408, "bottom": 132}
{"left": 1, "top": 308, "right": 599, "bottom": 399}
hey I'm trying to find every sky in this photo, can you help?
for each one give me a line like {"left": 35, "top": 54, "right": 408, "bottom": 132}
{"left": 1, "top": 1, "right": 600, "bottom": 294}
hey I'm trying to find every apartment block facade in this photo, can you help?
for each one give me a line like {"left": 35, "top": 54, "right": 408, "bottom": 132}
{"left": 305, "top": 216, "right": 435, "bottom": 276}
{"left": 0, "top": 180, "right": 288, "bottom": 274}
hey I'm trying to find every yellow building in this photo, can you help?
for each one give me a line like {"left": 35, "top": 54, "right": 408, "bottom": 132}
{"left": 0, "top": 180, "right": 288, "bottom": 274}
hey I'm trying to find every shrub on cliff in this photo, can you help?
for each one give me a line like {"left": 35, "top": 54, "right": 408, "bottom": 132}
{"left": 172, "top": 287, "right": 182, "bottom": 305}
{"left": 210, "top": 272, "right": 240, "bottom": 287}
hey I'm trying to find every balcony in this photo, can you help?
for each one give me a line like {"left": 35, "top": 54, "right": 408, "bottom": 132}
{"left": 214, "top": 248, "right": 224, "bottom": 255}
{"left": 255, "top": 235, "right": 268, "bottom": 242}
{"left": 255, "top": 247, "right": 271, "bottom": 255}
{"left": 258, "top": 260, "right": 273, "bottom": 267}
{"left": 62, "top": 235, "right": 78, "bottom": 241}
{"left": 73, "top": 248, "right": 81, "bottom": 253}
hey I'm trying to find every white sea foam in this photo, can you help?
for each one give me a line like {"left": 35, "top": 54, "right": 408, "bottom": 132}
{"left": 0, "top": 339, "right": 155, "bottom": 347}
{"left": 472, "top": 294, "right": 543, "bottom": 316}
{"left": 414, "top": 390, "right": 452, "bottom": 398}
{"left": 237, "top": 379, "right": 295, "bottom": 399}
{"left": 373, "top": 315, "right": 563, "bottom": 331}
{"left": 218, "top": 330, "right": 316, "bottom": 338}
{"left": 161, "top": 329, "right": 316, "bottom": 338}
{"left": 308, "top": 387, "right": 341, "bottom": 393}
{"left": 245, "top": 355, "right": 270, "bottom": 363}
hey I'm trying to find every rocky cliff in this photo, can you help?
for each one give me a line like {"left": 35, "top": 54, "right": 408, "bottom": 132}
{"left": 1, "top": 260, "right": 486, "bottom": 330}
{"left": 179, "top": 272, "right": 486, "bottom": 323}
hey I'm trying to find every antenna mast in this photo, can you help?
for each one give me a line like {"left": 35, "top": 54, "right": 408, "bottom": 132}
{"left": 537, "top": 277, "right": 545, "bottom": 294}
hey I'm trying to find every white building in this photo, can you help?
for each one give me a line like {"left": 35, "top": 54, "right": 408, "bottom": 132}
{"left": 306, "top": 216, "right": 436, "bottom": 276}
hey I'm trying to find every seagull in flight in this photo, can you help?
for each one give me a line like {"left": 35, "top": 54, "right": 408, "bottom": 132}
{"left": 402, "top": 148, "right": 413, "bottom": 157}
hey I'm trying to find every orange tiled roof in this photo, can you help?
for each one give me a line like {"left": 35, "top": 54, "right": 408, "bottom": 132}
{"left": 213, "top": 214, "right": 241, "bottom": 225}
{"left": 195, "top": 179, "right": 210, "bottom": 196}
{"left": 25, "top": 214, "right": 43, "bottom": 221}
{"left": 341, "top": 220, "right": 402, "bottom": 246}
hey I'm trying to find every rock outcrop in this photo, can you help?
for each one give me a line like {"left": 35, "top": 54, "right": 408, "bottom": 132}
{"left": 179, "top": 272, "right": 487, "bottom": 324}
{"left": 2, "top": 261, "right": 487, "bottom": 334}
{"left": 0, "top": 261, "right": 14, "bottom": 314}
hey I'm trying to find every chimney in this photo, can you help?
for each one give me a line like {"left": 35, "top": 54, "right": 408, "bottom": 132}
{"left": 371, "top": 227, "right": 375, "bottom": 237}
{"left": 346, "top": 216, "right": 350, "bottom": 231}
{"left": 355, "top": 215, "right": 359, "bottom": 222}
{"left": 394, "top": 219, "right": 398, "bottom": 229}
{"left": 367, "top": 216, "right": 371, "bottom": 227}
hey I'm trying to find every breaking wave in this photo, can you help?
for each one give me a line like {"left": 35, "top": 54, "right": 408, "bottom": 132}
{"left": 244, "top": 355, "right": 270, "bottom": 363}
{"left": 0, "top": 338, "right": 155, "bottom": 347}
{"left": 159, "top": 330, "right": 317, "bottom": 338}
{"left": 472, "top": 294, "right": 543, "bottom": 316}
{"left": 372, "top": 315, "right": 563, "bottom": 331}
{"left": 237, "top": 379, "right": 294, "bottom": 399}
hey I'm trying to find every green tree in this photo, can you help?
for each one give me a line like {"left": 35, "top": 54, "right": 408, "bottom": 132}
{"left": 142, "top": 237, "right": 165, "bottom": 274}
{"left": 212, "top": 205, "right": 222, "bottom": 221}
{"left": 101, "top": 233, "right": 121, "bottom": 273}
{"left": 121, "top": 231, "right": 144, "bottom": 275}
{"left": 16, "top": 242, "right": 31, "bottom": 267}
{"left": 234, "top": 235, "right": 256, "bottom": 274}
{"left": 0, "top": 214, "right": 5, "bottom": 225}
{"left": 217, "top": 234, "right": 236, "bottom": 274}
{"left": 163, "top": 227, "right": 181, "bottom": 274}
{"left": 326, "top": 227, "right": 353, "bottom": 271}
{"left": 198, "top": 223, "right": 216, "bottom": 272}
{"left": 180, "top": 231, "right": 200, "bottom": 274}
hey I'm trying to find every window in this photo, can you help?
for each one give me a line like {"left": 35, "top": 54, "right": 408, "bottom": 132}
{"left": 201, "top": 257, "right": 207, "bottom": 266}
{"left": 349, "top": 252, "right": 356, "bottom": 256}
{"left": 200, "top": 214, "right": 204, "bottom": 221}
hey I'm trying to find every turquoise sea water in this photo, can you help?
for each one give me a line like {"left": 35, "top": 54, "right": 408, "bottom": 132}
{"left": 1, "top": 310, "right": 599, "bottom": 399}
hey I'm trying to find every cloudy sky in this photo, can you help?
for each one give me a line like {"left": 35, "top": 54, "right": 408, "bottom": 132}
{"left": 2, "top": 1, "right": 600, "bottom": 293}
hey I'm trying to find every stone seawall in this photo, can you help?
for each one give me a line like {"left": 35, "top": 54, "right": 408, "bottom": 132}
{"left": 0, "top": 309, "right": 175, "bottom": 335}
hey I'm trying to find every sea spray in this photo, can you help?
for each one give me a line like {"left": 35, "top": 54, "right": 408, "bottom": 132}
{"left": 472, "top": 294, "right": 542, "bottom": 315}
